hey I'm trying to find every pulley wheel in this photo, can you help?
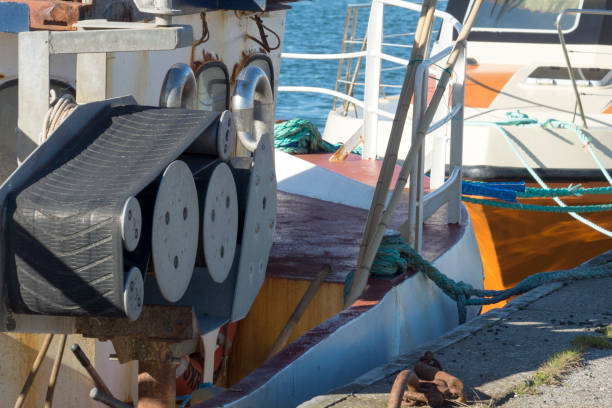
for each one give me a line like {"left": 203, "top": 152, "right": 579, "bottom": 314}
{"left": 202, "top": 162, "right": 238, "bottom": 283}
{"left": 123, "top": 267, "right": 144, "bottom": 321}
{"left": 152, "top": 160, "right": 199, "bottom": 302}
{"left": 121, "top": 196, "right": 142, "bottom": 252}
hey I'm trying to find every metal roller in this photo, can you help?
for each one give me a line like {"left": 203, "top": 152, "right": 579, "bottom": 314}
{"left": 151, "top": 160, "right": 199, "bottom": 302}
{"left": 201, "top": 162, "right": 238, "bottom": 283}
{"left": 123, "top": 267, "right": 144, "bottom": 321}
{"left": 121, "top": 196, "right": 142, "bottom": 252}
{"left": 187, "top": 110, "right": 235, "bottom": 161}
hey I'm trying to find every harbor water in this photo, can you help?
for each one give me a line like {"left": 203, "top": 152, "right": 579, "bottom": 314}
{"left": 275, "top": 0, "right": 449, "bottom": 130}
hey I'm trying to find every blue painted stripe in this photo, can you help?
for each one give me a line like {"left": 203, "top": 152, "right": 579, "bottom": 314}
{"left": 0, "top": 3, "right": 30, "bottom": 34}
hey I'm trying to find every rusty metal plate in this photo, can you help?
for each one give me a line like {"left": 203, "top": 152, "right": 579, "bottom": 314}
{"left": 75, "top": 305, "right": 195, "bottom": 340}
{"left": 3, "top": 0, "right": 92, "bottom": 30}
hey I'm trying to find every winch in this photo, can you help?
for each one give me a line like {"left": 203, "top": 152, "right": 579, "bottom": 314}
{"left": 0, "top": 22, "right": 276, "bottom": 334}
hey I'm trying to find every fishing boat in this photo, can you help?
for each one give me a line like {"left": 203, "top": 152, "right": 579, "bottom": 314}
{"left": 314, "top": 0, "right": 612, "bottom": 310}
{"left": 0, "top": 0, "right": 485, "bottom": 407}
{"left": 448, "top": 0, "right": 612, "bottom": 307}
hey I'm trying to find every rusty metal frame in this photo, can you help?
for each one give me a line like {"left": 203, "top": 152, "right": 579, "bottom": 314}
{"left": 1, "top": 0, "right": 92, "bottom": 31}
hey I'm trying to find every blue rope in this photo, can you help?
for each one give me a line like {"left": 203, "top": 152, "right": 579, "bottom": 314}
{"left": 465, "top": 111, "right": 612, "bottom": 237}
{"left": 371, "top": 235, "right": 612, "bottom": 324}
{"left": 177, "top": 382, "right": 214, "bottom": 408}
{"left": 462, "top": 181, "right": 519, "bottom": 202}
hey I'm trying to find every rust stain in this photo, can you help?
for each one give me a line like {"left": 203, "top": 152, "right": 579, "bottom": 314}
{"left": 0, "top": 74, "right": 5, "bottom": 79}
{"left": 192, "top": 50, "right": 221, "bottom": 75}
{"left": 230, "top": 50, "right": 255, "bottom": 88}
{"left": 190, "top": 12, "right": 211, "bottom": 73}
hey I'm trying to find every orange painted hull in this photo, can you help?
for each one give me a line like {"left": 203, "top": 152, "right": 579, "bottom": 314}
{"left": 465, "top": 182, "right": 612, "bottom": 312}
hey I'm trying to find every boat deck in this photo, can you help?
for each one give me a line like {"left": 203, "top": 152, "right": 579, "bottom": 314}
{"left": 224, "top": 172, "right": 469, "bottom": 394}
{"left": 268, "top": 190, "right": 464, "bottom": 283}
{"left": 295, "top": 153, "right": 410, "bottom": 189}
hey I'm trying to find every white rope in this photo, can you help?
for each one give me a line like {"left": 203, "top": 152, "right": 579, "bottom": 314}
{"left": 477, "top": 121, "right": 612, "bottom": 238}
{"left": 39, "top": 90, "right": 77, "bottom": 144}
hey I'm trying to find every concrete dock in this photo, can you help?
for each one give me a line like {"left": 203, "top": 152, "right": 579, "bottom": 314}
{"left": 300, "top": 250, "right": 612, "bottom": 407}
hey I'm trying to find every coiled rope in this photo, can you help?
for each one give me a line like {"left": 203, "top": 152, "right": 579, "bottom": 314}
{"left": 274, "top": 118, "right": 362, "bottom": 155}
{"left": 370, "top": 235, "right": 612, "bottom": 324}
{"left": 40, "top": 90, "right": 77, "bottom": 144}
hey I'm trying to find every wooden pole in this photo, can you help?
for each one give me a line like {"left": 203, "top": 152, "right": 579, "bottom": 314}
{"left": 347, "top": 0, "right": 439, "bottom": 307}
{"left": 13, "top": 334, "right": 54, "bottom": 408}
{"left": 44, "top": 334, "right": 67, "bottom": 408}
{"left": 266, "top": 265, "right": 331, "bottom": 359}
{"left": 333, "top": 8, "right": 352, "bottom": 110}
{"left": 352, "top": 0, "right": 485, "bottom": 307}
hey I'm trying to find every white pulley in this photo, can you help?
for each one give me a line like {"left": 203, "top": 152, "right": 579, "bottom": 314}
{"left": 202, "top": 162, "right": 238, "bottom": 283}
{"left": 152, "top": 160, "right": 199, "bottom": 302}
{"left": 123, "top": 267, "right": 144, "bottom": 321}
{"left": 121, "top": 196, "right": 142, "bottom": 252}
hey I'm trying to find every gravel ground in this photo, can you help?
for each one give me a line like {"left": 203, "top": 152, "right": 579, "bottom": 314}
{"left": 499, "top": 348, "right": 612, "bottom": 408}
{"left": 302, "top": 252, "right": 612, "bottom": 408}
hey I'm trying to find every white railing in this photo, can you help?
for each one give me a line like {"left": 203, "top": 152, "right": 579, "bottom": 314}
{"left": 278, "top": 0, "right": 466, "bottom": 252}
{"left": 279, "top": 0, "right": 461, "bottom": 159}
{"left": 407, "top": 43, "right": 466, "bottom": 250}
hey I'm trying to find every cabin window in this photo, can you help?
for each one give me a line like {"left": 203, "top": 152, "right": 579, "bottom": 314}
{"left": 472, "top": 0, "right": 583, "bottom": 33}
{"left": 0, "top": 79, "right": 73, "bottom": 183}
{"left": 526, "top": 66, "right": 612, "bottom": 87}
{"left": 446, "top": 0, "right": 612, "bottom": 45}
{"left": 245, "top": 55, "right": 274, "bottom": 96}
{"left": 196, "top": 62, "right": 230, "bottom": 111}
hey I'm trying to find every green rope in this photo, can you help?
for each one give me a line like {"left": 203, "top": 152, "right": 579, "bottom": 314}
{"left": 273, "top": 118, "right": 362, "bottom": 155}
{"left": 462, "top": 181, "right": 612, "bottom": 198}
{"left": 462, "top": 196, "right": 612, "bottom": 213}
{"left": 518, "top": 185, "right": 612, "bottom": 198}
{"left": 370, "top": 235, "right": 612, "bottom": 324}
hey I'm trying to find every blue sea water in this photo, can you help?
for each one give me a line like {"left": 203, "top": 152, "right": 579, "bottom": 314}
{"left": 275, "top": 0, "right": 449, "bottom": 131}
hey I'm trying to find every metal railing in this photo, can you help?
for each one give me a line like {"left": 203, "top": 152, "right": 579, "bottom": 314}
{"left": 407, "top": 44, "right": 466, "bottom": 250}
{"left": 279, "top": 0, "right": 466, "bottom": 252}
{"left": 555, "top": 8, "right": 612, "bottom": 129}
{"left": 279, "top": 0, "right": 461, "bottom": 158}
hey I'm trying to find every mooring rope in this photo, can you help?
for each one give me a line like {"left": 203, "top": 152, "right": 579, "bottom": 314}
{"left": 465, "top": 111, "right": 612, "bottom": 237}
{"left": 274, "top": 118, "right": 362, "bottom": 155}
{"left": 40, "top": 90, "right": 77, "bottom": 144}
{"left": 369, "top": 235, "right": 612, "bottom": 324}
{"left": 461, "top": 196, "right": 612, "bottom": 213}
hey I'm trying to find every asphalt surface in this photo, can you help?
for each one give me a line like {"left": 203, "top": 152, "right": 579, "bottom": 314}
{"left": 301, "top": 250, "right": 612, "bottom": 408}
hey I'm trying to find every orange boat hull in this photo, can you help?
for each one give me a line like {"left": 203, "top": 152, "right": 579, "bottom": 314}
{"left": 465, "top": 182, "right": 612, "bottom": 311}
